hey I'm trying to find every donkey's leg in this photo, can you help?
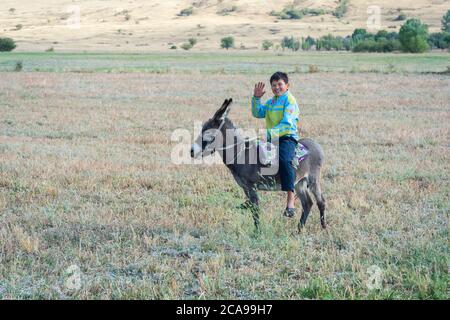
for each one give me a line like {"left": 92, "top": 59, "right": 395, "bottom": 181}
{"left": 309, "top": 174, "right": 326, "bottom": 229}
{"left": 246, "top": 187, "right": 260, "bottom": 230}
{"left": 238, "top": 188, "right": 253, "bottom": 209}
{"left": 295, "top": 178, "right": 313, "bottom": 231}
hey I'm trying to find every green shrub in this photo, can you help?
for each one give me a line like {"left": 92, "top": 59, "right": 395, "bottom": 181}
{"left": 301, "top": 37, "right": 313, "bottom": 51}
{"left": 395, "top": 13, "right": 407, "bottom": 21}
{"left": 281, "top": 36, "right": 300, "bottom": 51}
{"left": 272, "top": 6, "right": 325, "bottom": 20}
{"left": 217, "top": 5, "right": 238, "bottom": 15}
{"left": 178, "top": 7, "right": 193, "bottom": 16}
{"left": 181, "top": 43, "right": 193, "bottom": 50}
{"left": 316, "top": 34, "right": 345, "bottom": 51}
{"left": 281, "top": 8, "right": 303, "bottom": 19}
{"left": 188, "top": 38, "right": 197, "bottom": 46}
{"left": 307, "top": 8, "right": 325, "bottom": 16}
{"left": 0, "top": 37, "right": 16, "bottom": 52}
{"left": 399, "top": 18, "right": 429, "bottom": 53}
{"left": 352, "top": 39, "right": 401, "bottom": 52}
{"left": 221, "top": 37, "right": 234, "bottom": 50}
{"left": 333, "top": 0, "right": 348, "bottom": 18}
{"left": 352, "top": 28, "right": 369, "bottom": 42}
{"left": 428, "top": 32, "right": 449, "bottom": 49}
{"left": 262, "top": 40, "right": 273, "bottom": 50}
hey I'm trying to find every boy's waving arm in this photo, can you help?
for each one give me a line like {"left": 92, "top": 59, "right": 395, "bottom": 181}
{"left": 268, "top": 94, "right": 299, "bottom": 140}
{"left": 251, "top": 82, "right": 268, "bottom": 118}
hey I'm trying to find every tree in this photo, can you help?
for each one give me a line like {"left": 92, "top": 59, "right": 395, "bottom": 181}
{"left": 399, "top": 18, "right": 429, "bottom": 53}
{"left": 352, "top": 28, "right": 368, "bottom": 42}
{"left": 428, "top": 32, "right": 449, "bottom": 49}
{"left": 0, "top": 38, "right": 16, "bottom": 52}
{"left": 301, "top": 36, "right": 315, "bottom": 51}
{"left": 442, "top": 9, "right": 450, "bottom": 33}
{"left": 375, "top": 30, "right": 389, "bottom": 41}
{"left": 221, "top": 37, "right": 234, "bottom": 50}
{"left": 262, "top": 40, "right": 273, "bottom": 50}
{"left": 281, "top": 36, "right": 300, "bottom": 51}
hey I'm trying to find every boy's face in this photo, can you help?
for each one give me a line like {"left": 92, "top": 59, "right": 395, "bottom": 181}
{"left": 271, "top": 79, "right": 289, "bottom": 96}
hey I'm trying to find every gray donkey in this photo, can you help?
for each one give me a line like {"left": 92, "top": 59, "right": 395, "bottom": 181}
{"left": 190, "top": 98, "right": 326, "bottom": 232}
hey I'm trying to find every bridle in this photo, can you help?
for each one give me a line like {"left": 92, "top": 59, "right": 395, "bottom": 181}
{"left": 202, "top": 118, "right": 258, "bottom": 163}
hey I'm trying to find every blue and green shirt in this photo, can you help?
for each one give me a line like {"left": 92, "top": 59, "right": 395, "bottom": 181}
{"left": 251, "top": 90, "right": 300, "bottom": 142}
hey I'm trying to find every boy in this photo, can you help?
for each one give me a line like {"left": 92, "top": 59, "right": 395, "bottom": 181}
{"left": 251, "top": 71, "right": 300, "bottom": 218}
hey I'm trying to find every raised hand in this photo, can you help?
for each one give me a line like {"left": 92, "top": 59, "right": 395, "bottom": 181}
{"left": 253, "top": 82, "right": 266, "bottom": 98}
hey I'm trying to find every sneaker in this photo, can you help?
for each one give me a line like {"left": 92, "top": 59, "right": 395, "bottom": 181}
{"left": 283, "top": 207, "right": 296, "bottom": 218}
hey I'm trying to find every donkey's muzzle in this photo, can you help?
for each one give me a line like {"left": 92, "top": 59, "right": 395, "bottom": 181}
{"left": 191, "top": 143, "right": 201, "bottom": 159}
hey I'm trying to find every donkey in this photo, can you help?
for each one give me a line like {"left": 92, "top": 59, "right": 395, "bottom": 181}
{"left": 190, "top": 98, "right": 326, "bottom": 232}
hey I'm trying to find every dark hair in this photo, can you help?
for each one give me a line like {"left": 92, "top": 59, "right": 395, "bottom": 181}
{"left": 270, "top": 71, "right": 289, "bottom": 84}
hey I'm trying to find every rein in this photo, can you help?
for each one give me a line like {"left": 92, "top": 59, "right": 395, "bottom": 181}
{"left": 204, "top": 119, "right": 258, "bottom": 163}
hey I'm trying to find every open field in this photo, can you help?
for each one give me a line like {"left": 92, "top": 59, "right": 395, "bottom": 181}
{"left": 0, "top": 52, "right": 449, "bottom": 299}
{"left": 0, "top": 51, "right": 450, "bottom": 74}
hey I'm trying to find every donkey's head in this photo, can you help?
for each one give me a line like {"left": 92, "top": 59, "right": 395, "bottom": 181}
{"left": 191, "top": 98, "right": 233, "bottom": 159}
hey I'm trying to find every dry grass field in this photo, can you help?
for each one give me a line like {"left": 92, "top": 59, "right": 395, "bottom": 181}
{"left": 1, "top": 0, "right": 448, "bottom": 52}
{"left": 0, "top": 52, "right": 449, "bottom": 299}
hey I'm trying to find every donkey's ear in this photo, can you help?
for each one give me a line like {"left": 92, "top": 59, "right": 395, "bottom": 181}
{"left": 213, "top": 98, "right": 233, "bottom": 120}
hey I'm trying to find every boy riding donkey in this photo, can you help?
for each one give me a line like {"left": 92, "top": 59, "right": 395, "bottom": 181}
{"left": 251, "top": 71, "right": 300, "bottom": 218}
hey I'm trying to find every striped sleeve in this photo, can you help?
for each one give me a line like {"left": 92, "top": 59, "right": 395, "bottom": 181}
{"left": 251, "top": 96, "right": 269, "bottom": 119}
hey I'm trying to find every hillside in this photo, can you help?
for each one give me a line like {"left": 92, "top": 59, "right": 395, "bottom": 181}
{"left": 0, "top": 0, "right": 448, "bottom": 51}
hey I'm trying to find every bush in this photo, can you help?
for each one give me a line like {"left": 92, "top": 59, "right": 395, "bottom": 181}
{"left": 178, "top": 7, "right": 193, "bottom": 16}
{"left": 188, "top": 38, "right": 197, "bottom": 46}
{"left": 399, "top": 18, "right": 429, "bottom": 53}
{"left": 221, "top": 37, "right": 234, "bottom": 50}
{"left": 394, "top": 13, "right": 407, "bottom": 21}
{"left": 308, "top": 64, "right": 319, "bottom": 73}
{"left": 281, "top": 36, "right": 300, "bottom": 51}
{"left": 428, "top": 32, "right": 449, "bottom": 49}
{"left": 333, "top": 0, "right": 348, "bottom": 19}
{"left": 0, "top": 37, "right": 16, "bottom": 52}
{"left": 301, "top": 36, "right": 315, "bottom": 51}
{"left": 181, "top": 43, "right": 193, "bottom": 50}
{"left": 375, "top": 30, "right": 389, "bottom": 41}
{"left": 307, "top": 8, "right": 325, "bottom": 16}
{"left": 352, "top": 28, "right": 369, "bottom": 42}
{"left": 352, "top": 39, "right": 401, "bottom": 52}
{"left": 217, "top": 5, "right": 238, "bottom": 15}
{"left": 262, "top": 40, "right": 273, "bottom": 50}
{"left": 280, "top": 8, "right": 303, "bottom": 20}
{"left": 342, "top": 36, "right": 354, "bottom": 51}
{"left": 316, "top": 34, "right": 344, "bottom": 51}
{"left": 272, "top": 6, "right": 325, "bottom": 20}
